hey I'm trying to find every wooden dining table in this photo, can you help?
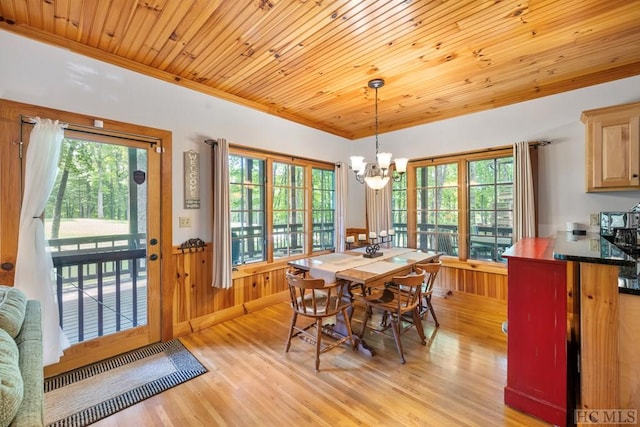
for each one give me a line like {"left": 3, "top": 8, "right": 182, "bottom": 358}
{"left": 288, "top": 247, "right": 440, "bottom": 356}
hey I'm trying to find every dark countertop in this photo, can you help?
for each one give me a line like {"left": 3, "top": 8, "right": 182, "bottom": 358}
{"left": 551, "top": 231, "right": 639, "bottom": 295}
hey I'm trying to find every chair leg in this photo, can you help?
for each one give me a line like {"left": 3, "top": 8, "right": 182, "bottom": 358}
{"left": 411, "top": 308, "right": 427, "bottom": 345}
{"left": 380, "top": 311, "right": 390, "bottom": 329}
{"left": 315, "top": 318, "right": 322, "bottom": 372}
{"left": 341, "top": 307, "right": 356, "bottom": 350}
{"left": 359, "top": 305, "right": 373, "bottom": 338}
{"left": 390, "top": 316, "right": 406, "bottom": 364}
{"left": 427, "top": 297, "right": 439, "bottom": 327}
{"left": 285, "top": 312, "right": 297, "bottom": 352}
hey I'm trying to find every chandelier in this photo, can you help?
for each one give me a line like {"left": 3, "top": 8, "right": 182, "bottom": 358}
{"left": 350, "top": 78, "right": 408, "bottom": 190}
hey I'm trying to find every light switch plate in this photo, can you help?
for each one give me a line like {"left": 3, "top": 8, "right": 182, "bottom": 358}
{"left": 179, "top": 216, "right": 191, "bottom": 228}
{"left": 589, "top": 213, "right": 599, "bottom": 226}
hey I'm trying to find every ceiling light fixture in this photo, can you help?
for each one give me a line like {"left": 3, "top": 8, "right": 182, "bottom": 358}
{"left": 350, "top": 78, "right": 408, "bottom": 190}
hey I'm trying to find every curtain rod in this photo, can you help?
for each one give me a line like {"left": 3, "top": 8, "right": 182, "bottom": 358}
{"left": 411, "top": 140, "right": 551, "bottom": 163}
{"left": 21, "top": 115, "right": 161, "bottom": 145}
{"left": 204, "top": 138, "right": 549, "bottom": 168}
{"left": 204, "top": 138, "right": 337, "bottom": 167}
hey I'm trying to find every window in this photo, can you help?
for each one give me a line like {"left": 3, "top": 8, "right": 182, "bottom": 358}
{"left": 397, "top": 148, "right": 517, "bottom": 262}
{"left": 229, "top": 155, "right": 266, "bottom": 264}
{"left": 229, "top": 149, "right": 335, "bottom": 265}
{"left": 415, "top": 163, "right": 459, "bottom": 256}
{"left": 273, "top": 162, "right": 306, "bottom": 259}
{"left": 312, "top": 168, "right": 335, "bottom": 251}
{"left": 468, "top": 157, "right": 513, "bottom": 262}
{"left": 391, "top": 173, "right": 408, "bottom": 248}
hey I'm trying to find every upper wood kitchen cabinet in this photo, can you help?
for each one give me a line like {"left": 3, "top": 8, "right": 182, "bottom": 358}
{"left": 582, "top": 101, "right": 640, "bottom": 192}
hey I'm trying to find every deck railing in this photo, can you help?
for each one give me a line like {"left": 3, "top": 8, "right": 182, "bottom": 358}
{"left": 232, "top": 223, "right": 335, "bottom": 264}
{"left": 54, "top": 223, "right": 503, "bottom": 342}
{"left": 50, "top": 234, "right": 147, "bottom": 344}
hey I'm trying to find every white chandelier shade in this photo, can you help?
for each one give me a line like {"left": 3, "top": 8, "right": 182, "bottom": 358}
{"left": 364, "top": 175, "right": 390, "bottom": 190}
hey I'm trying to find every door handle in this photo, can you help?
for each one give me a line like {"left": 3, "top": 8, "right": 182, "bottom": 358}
{"left": 1, "top": 262, "right": 14, "bottom": 271}
{"left": 149, "top": 254, "right": 158, "bottom": 261}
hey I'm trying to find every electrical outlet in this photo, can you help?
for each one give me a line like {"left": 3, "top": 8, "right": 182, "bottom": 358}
{"left": 179, "top": 216, "right": 191, "bottom": 228}
{"left": 589, "top": 213, "right": 599, "bottom": 226}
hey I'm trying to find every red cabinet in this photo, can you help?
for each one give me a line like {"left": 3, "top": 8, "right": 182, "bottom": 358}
{"left": 503, "top": 238, "right": 568, "bottom": 426}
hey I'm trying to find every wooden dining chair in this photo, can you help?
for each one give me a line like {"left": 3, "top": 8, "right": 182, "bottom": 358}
{"left": 415, "top": 261, "right": 441, "bottom": 327}
{"left": 356, "top": 268, "right": 427, "bottom": 364}
{"left": 285, "top": 269, "right": 356, "bottom": 371}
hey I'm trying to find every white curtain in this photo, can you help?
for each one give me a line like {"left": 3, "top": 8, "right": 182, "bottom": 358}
{"left": 335, "top": 162, "right": 348, "bottom": 252}
{"left": 14, "top": 118, "right": 70, "bottom": 366}
{"left": 513, "top": 141, "right": 536, "bottom": 241}
{"left": 366, "top": 183, "right": 392, "bottom": 242}
{"left": 211, "top": 138, "right": 232, "bottom": 288}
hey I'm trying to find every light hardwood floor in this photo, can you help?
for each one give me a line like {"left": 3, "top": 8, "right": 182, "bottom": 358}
{"left": 92, "top": 291, "right": 551, "bottom": 426}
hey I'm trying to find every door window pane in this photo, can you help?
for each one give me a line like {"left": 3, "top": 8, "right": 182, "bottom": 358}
{"left": 45, "top": 137, "right": 148, "bottom": 344}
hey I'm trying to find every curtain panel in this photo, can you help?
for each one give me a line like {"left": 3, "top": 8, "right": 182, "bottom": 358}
{"left": 211, "top": 138, "right": 233, "bottom": 288}
{"left": 15, "top": 118, "right": 70, "bottom": 366}
{"left": 335, "top": 162, "right": 348, "bottom": 252}
{"left": 513, "top": 141, "right": 536, "bottom": 241}
{"left": 366, "top": 184, "right": 392, "bottom": 242}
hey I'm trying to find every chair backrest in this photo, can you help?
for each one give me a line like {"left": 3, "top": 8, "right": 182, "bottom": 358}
{"left": 437, "top": 233, "right": 457, "bottom": 256}
{"left": 286, "top": 271, "right": 344, "bottom": 318}
{"left": 415, "top": 261, "right": 441, "bottom": 295}
{"left": 388, "top": 268, "right": 426, "bottom": 311}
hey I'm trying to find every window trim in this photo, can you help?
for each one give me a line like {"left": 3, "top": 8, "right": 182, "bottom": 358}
{"left": 229, "top": 145, "right": 335, "bottom": 269}
{"left": 406, "top": 147, "right": 516, "bottom": 263}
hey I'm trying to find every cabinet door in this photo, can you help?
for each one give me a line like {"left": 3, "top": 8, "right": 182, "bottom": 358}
{"left": 585, "top": 108, "right": 640, "bottom": 191}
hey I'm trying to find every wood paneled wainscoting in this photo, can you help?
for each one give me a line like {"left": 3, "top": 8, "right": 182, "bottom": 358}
{"left": 171, "top": 247, "right": 507, "bottom": 339}
{"left": 437, "top": 257, "right": 508, "bottom": 301}
{"left": 171, "top": 244, "right": 290, "bottom": 337}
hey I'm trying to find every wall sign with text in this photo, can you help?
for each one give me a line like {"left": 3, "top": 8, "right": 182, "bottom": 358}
{"left": 184, "top": 150, "right": 200, "bottom": 209}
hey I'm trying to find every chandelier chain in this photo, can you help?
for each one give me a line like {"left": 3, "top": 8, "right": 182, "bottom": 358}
{"left": 374, "top": 85, "right": 379, "bottom": 157}
{"left": 349, "top": 78, "right": 406, "bottom": 190}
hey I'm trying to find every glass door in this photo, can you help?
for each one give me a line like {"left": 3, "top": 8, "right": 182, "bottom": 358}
{"left": 44, "top": 130, "right": 161, "bottom": 366}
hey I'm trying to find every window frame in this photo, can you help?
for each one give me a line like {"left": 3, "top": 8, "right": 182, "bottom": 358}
{"left": 229, "top": 152, "right": 267, "bottom": 265}
{"left": 404, "top": 147, "right": 520, "bottom": 263}
{"left": 414, "top": 161, "right": 460, "bottom": 256}
{"left": 468, "top": 156, "right": 514, "bottom": 262}
{"left": 311, "top": 167, "right": 336, "bottom": 252}
{"left": 391, "top": 173, "right": 408, "bottom": 248}
{"left": 229, "top": 146, "right": 335, "bottom": 267}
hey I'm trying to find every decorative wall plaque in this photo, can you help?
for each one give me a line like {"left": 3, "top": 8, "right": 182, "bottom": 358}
{"left": 184, "top": 150, "right": 200, "bottom": 209}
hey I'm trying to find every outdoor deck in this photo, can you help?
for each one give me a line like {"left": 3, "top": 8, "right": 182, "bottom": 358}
{"left": 59, "top": 281, "right": 148, "bottom": 344}
{"left": 51, "top": 234, "right": 149, "bottom": 345}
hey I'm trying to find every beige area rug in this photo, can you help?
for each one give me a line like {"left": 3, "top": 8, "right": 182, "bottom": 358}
{"left": 44, "top": 340, "right": 207, "bottom": 427}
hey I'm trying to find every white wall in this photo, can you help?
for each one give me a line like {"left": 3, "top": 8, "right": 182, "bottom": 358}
{"left": 349, "top": 75, "right": 640, "bottom": 236}
{"left": 0, "top": 30, "right": 350, "bottom": 244}
{"left": 2, "top": 30, "right": 640, "bottom": 242}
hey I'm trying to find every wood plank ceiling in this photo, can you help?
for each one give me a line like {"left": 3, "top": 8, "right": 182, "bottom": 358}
{"left": 1, "top": 0, "right": 639, "bottom": 140}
